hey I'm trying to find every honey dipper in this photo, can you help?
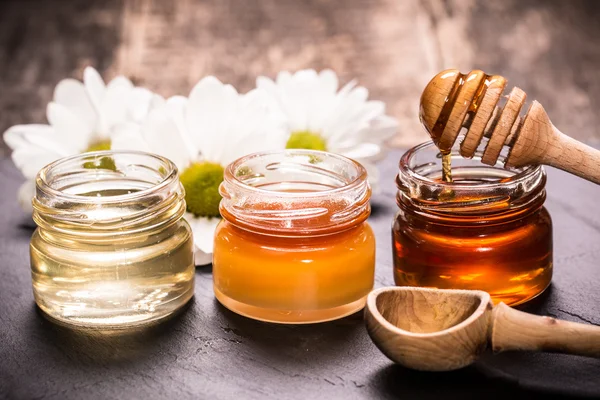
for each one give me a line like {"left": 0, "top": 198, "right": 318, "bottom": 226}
{"left": 420, "top": 69, "right": 600, "bottom": 184}
{"left": 365, "top": 287, "right": 600, "bottom": 372}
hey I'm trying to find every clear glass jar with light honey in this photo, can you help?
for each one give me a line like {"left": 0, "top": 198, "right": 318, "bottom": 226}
{"left": 31, "top": 151, "right": 195, "bottom": 328}
{"left": 213, "top": 150, "right": 375, "bottom": 324}
{"left": 393, "top": 142, "right": 553, "bottom": 306}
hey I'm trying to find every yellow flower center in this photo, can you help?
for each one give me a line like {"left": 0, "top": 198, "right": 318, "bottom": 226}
{"left": 286, "top": 131, "right": 327, "bottom": 151}
{"left": 180, "top": 162, "right": 224, "bottom": 218}
{"left": 85, "top": 141, "right": 111, "bottom": 152}
{"left": 82, "top": 140, "right": 116, "bottom": 171}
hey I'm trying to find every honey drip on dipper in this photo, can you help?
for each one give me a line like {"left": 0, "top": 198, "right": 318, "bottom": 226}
{"left": 419, "top": 69, "right": 600, "bottom": 185}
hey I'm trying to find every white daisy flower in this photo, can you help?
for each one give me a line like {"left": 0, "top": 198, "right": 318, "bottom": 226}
{"left": 3, "top": 66, "right": 155, "bottom": 213}
{"left": 112, "top": 76, "right": 287, "bottom": 265}
{"left": 256, "top": 69, "right": 398, "bottom": 191}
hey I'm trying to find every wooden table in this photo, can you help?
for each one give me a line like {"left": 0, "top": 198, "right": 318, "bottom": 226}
{"left": 1, "top": 150, "right": 599, "bottom": 399}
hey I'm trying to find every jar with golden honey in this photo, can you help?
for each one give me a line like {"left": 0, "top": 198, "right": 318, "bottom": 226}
{"left": 31, "top": 151, "right": 195, "bottom": 328}
{"left": 214, "top": 150, "right": 375, "bottom": 324}
{"left": 393, "top": 142, "right": 553, "bottom": 305}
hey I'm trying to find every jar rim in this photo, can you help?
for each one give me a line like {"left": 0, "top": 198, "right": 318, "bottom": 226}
{"left": 33, "top": 151, "right": 186, "bottom": 236}
{"left": 396, "top": 141, "right": 547, "bottom": 219}
{"left": 36, "top": 150, "right": 179, "bottom": 204}
{"left": 399, "top": 141, "right": 543, "bottom": 190}
{"left": 220, "top": 149, "right": 371, "bottom": 236}
{"left": 224, "top": 149, "right": 368, "bottom": 197}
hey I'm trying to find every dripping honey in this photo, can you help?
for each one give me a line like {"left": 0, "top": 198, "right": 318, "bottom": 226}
{"left": 441, "top": 152, "right": 453, "bottom": 182}
{"left": 393, "top": 143, "right": 553, "bottom": 306}
{"left": 425, "top": 71, "right": 495, "bottom": 183}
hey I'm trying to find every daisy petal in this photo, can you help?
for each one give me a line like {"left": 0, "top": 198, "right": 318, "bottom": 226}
{"left": 220, "top": 127, "right": 286, "bottom": 166}
{"left": 4, "top": 124, "right": 52, "bottom": 149}
{"left": 166, "top": 96, "right": 197, "bottom": 161}
{"left": 217, "top": 88, "right": 287, "bottom": 164}
{"left": 110, "top": 123, "right": 152, "bottom": 153}
{"left": 107, "top": 76, "right": 134, "bottom": 90}
{"left": 11, "top": 146, "right": 64, "bottom": 179}
{"left": 166, "top": 95, "right": 189, "bottom": 129}
{"left": 47, "top": 102, "right": 93, "bottom": 153}
{"left": 54, "top": 79, "right": 97, "bottom": 133}
{"left": 101, "top": 79, "right": 135, "bottom": 135}
{"left": 339, "top": 143, "right": 382, "bottom": 161}
{"left": 293, "top": 69, "right": 319, "bottom": 82}
{"left": 185, "top": 213, "right": 220, "bottom": 264}
{"left": 361, "top": 101, "right": 386, "bottom": 122}
{"left": 3, "top": 124, "right": 71, "bottom": 159}
{"left": 276, "top": 71, "right": 293, "bottom": 85}
{"left": 142, "top": 108, "right": 192, "bottom": 170}
{"left": 186, "top": 77, "right": 238, "bottom": 162}
{"left": 368, "top": 115, "right": 399, "bottom": 141}
{"left": 346, "top": 86, "right": 369, "bottom": 103}
{"left": 127, "top": 87, "right": 155, "bottom": 123}
{"left": 318, "top": 69, "right": 339, "bottom": 93}
{"left": 83, "top": 67, "right": 107, "bottom": 114}
{"left": 338, "top": 79, "right": 358, "bottom": 96}
{"left": 17, "top": 180, "right": 36, "bottom": 213}
{"left": 256, "top": 76, "right": 277, "bottom": 93}
{"left": 150, "top": 94, "right": 167, "bottom": 109}
{"left": 193, "top": 249, "right": 213, "bottom": 266}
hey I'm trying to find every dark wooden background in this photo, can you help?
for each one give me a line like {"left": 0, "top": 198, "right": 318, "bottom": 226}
{"left": 1, "top": 0, "right": 599, "bottom": 156}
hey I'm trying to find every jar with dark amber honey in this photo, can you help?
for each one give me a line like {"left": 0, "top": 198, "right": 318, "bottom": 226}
{"left": 214, "top": 150, "right": 375, "bottom": 324}
{"left": 393, "top": 142, "right": 553, "bottom": 306}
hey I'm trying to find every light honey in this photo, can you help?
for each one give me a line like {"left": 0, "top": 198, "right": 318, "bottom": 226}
{"left": 30, "top": 152, "right": 195, "bottom": 328}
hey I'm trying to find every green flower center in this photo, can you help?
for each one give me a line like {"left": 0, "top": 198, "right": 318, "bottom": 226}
{"left": 83, "top": 140, "right": 116, "bottom": 171}
{"left": 180, "top": 162, "right": 224, "bottom": 218}
{"left": 286, "top": 131, "right": 327, "bottom": 151}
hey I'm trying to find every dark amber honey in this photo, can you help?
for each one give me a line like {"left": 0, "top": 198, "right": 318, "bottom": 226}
{"left": 392, "top": 196, "right": 552, "bottom": 306}
{"left": 393, "top": 143, "right": 553, "bottom": 306}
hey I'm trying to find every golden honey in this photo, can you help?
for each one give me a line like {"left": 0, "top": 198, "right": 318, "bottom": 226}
{"left": 392, "top": 142, "right": 553, "bottom": 306}
{"left": 213, "top": 150, "right": 375, "bottom": 323}
{"left": 30, "top": 151, "right": 195, "bottom": 328}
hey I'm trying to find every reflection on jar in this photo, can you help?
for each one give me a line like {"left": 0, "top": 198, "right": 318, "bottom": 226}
{"left": 214, "top": 150, "right": 375, "bottom": 324}
{"left": 392, "top": 142, "right": 553, "bottom": 306}
{"left": 30, "top": 151, "right": 195, "bottom": 328}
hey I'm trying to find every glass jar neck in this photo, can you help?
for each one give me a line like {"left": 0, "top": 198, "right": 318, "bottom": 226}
{"left": 219, "top": 150, "right": 371, "bottom": 236}
{"left": 396, "top": 142, "right": 547, "bottom": 223}
{"left": 33, "top": 151, "right": 185, "bottom": 237}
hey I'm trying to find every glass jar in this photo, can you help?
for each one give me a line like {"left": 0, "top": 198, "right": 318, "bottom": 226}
{"left": 393, "top": 142, "right": 553, "bottom": 306}
{"left": 31, "top": 151, "right": 195, "bottom": 328}
{"left": 214, "top": 150, "right": 375, "bottom": 324}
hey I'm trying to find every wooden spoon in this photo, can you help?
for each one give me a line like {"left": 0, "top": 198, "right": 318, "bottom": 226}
{"left": 365, "top": 287, "right": 600, "bottom": 371}
{"left": 420, "top": 69, "right": 600, "bottom": 184}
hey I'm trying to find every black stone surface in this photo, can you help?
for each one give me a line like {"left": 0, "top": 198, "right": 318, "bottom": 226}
{"left": 1, "top": 150, "right": 599, "bottom": 400}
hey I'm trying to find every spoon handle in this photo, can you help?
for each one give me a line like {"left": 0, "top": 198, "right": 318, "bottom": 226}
{"left": 491, "top": 303, "right": 600, "bottom": 357}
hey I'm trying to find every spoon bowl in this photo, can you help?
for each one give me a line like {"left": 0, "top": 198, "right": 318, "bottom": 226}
{"left": 366, "top": 286, "right": 600, "bottom": 372}
{"left": 365, "top": 287, "right": 492, "bottom": 371}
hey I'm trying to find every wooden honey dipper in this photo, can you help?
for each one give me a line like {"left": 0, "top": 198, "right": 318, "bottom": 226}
{"left": 420, "top": 69, "right": 600, "bottom": 184}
